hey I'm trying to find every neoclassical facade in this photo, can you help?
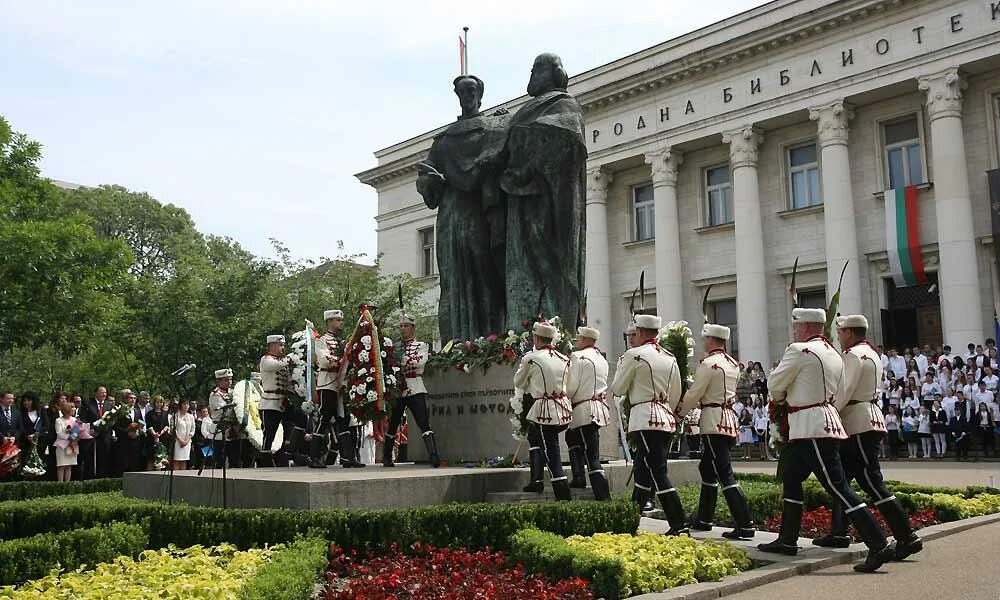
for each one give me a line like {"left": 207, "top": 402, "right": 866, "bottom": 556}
{"left": 358, "top": 0, "right": 1000, "bottom": 363}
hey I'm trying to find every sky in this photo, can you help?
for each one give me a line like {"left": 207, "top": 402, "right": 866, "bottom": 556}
{"left": 1, "top": 0, "right": 770, "bottom": 264}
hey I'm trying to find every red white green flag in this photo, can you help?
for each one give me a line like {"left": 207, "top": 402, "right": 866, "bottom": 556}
{"left": 884, "top": 185, "right": 928, "bottom": 287}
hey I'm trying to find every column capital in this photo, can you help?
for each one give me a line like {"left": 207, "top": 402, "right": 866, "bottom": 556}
{"left": 918, "top": 68, "right": 967, "bottom": 121}
{"left": 644, "top": 148, "right": 684, "bottom": 187}
{"left": 721, "top": 126, "right": 763, "bottom": 169}
{"left": 586, "top": 167, "right": 613, "bottom": 204}
{"left": 808, "top": 100, "right": 854, "bottom": 148}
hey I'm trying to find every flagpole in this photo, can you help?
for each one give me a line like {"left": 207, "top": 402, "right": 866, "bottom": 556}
{"left": 462, "top": 27, "right": 469, "bottom": 75}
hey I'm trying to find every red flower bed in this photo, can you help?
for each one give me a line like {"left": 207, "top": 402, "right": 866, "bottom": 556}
{"left": 764, "top": 506, "right": 938, "bottom": 540}
{"left": 324, "top": 542, "right": 593, "bottom": 600}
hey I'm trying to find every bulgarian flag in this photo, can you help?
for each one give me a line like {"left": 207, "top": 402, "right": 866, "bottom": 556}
{"left": 884, "top": 185, "right": 928, "bottom": 287}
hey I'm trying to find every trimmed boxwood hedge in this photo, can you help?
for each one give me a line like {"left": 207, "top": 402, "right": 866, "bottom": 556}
{"left": 241, "top": 537, "right": 327, "bottom": 600}
{"left": 0, "top": 521, "right": 148, "bottom": 585}
{"left": 0, "top": 493, "right": 640, "bottom": 553}
{"left": 508, "top": 528, "right": 625, "bottom": 600}
{"left": 0, "top": 478, "right": 122, "bottom": 502}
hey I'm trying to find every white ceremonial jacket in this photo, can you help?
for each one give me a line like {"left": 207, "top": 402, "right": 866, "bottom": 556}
{"left": 611, "top": 340, "right": 682, "bottom": 433}
{"left": 840, "top": 340, "right": 887, "bottom": 435}
{"left": 207, "top": 386, "right": 241, "bottom": 441}
{"left": 314, "top": 332, "right": 344, "bottom": 391}
{"left": 259, "top": 353, "right": 290, "bottom": 412}
{"left": 514, "top": 345, "right": 573, "bottom": 426}
{"left": 567, "top": 346, "right": 610, "bottom": 429}
{"left": 768, "top": 335, "right": 847, "bottom": 441}
{"left": 399, "top": 339, "right": 429, "bottom": 397}
{"left": 678, "top": 348, "right": 740, "bottom": 438}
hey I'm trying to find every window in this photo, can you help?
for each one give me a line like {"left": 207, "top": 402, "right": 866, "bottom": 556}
{"left": 707, "top": 299, "right": 738, "bottom": 357}
{"left": 797, "top": 289, "right": 827, "bottom": 309}
{"left": 632, "top": 184, "right": 654, "bottom": 241}
{"left": 883, "top": 116, "right": 924, "bottom": 189}
{"left": 418, "top": 227, "right": 435, "bottom": 277}
{"left": 705, "top": 165, "right": 733, "bottom": 226}
{"left": 788, "top": 143, "right": 821, "bottom": 209}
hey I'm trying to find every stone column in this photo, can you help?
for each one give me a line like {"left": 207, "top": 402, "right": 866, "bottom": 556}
{"left": 722, "top": 126, "right": 770, "bottom": 363}
{"left": 645, "top": 148, "right": 685, "bottom": 321}
{"left": 918, "top": 69, "right": 984, "bottom": 346}
{"left": 809, "top": 101, "right": 862, "bottom": 314}
{"left": 585, "top": 167, "right": 614, "bottom": 340}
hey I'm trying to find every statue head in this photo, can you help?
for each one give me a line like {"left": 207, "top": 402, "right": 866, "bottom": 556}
{"left": 527, "top": 53, "right": 568, "bottom": 97}
{"left": 453, "top": 75, "right": 484, "bottom": 118}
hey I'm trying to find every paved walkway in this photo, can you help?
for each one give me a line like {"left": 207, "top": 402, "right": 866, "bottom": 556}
{"left": 724, "top": 521, "right": 1000, "bottom": 600}
{"left": 734, "top": 460, "right": 1000, "bottom": 488}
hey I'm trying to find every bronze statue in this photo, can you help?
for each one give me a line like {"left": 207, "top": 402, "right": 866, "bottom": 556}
{"left": 416, "top": 75, "right": 509, "bottom": 341}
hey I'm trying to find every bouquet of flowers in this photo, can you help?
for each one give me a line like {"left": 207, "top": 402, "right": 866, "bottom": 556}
{"left": 288, "top": 327, "right": 320, "bottom": 403}
{"left": 658, "top": 320, "right": 696, "bottom": 393}
{"left": 91, "top": 402, "right": 131, "bottom": 436}
{"left": 767, "top": 399, "right": 788, "bottom": 473}
{"left": 152, "top": 442, "right": 170, "bottom": 470}
{"left": 0, "top": 440, "right": 20, "bottom": 479}
{"left": 509, "top": 389, "right": 531, "bottom": 441}
{"left": 342, "top": 306, "right": 401, "bottom": 423}
{"left": 21, "top": 441, "right": 46, "bottom": 478}
{"left": 127, "top": 421, "right": 146, "bottom": 440}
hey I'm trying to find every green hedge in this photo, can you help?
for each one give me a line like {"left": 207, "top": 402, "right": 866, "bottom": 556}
{"left": 0, "top": 478, "right": 122, "bottom": 502}
{"left": 0, "top": 521, "right": 148, "bottom": 585}
{"left": 0, "top": 493, "right": 639, "bottom": 553}
{"left": 242, "top": 537, "right": 327, "bottom": 600}
{"left": 508, "top": 528, "right": 625, "bottom": 600}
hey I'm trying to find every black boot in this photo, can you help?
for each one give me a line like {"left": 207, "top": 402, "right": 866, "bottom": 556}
{"left": 758, "top": 500, "right": 802, "bottom": 556}
{"left": 721, "top": 485, "right": 756, "bottom": 539}
{"left": 522, "top": 449, "right": 545, "bottom": 493}
{"left": 631, "top": 486, "right": 652, "bottom": 514}
{"left": 339, "top": 429, "right": 365, "bottom": 468}
{"left": 814, "top": 501, "right": 851, "bottom": 547}
{"left": 552, "top": 478, "right": 572, "bottom": 501}
{"left": 690, "top": 483, "right": 718, "bottom": 531}
{"left": 659, "top": 490, "right": 690, "bottom": 536}
{"left": 879, "top": 501, "right": 923, "bottom": 560}
{"left": 422, "top": 432, "right": 441, "bottom": 468}
{"left": 308, "top": 434, "right": 328, "bottom": 469}
{"left": 848, "top": 508, "right": 894, "bottom": 573}
{"left": 568, "top": 447, "right": 588, "bottom": 488}
{"left": 382, "top": 434, "right": 395, "bottom": 467}
{"left": 589, "top": 469, "right": 611, "bottom": 501}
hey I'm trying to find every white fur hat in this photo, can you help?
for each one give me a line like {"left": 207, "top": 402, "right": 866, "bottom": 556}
{"left": 702, "top": 324, "right": 731, "bottom": 340}
{"left": 837, "top": 314, "right": 869, "bottom": 329}
{"left": 266, "top": 334, "right": 285, "bottom": 344}
{"left": 324, "top": 309, "right": 343, "bottom": 321}
{"left": 791, "top": 308, "right": 826, "bottom": 324}
{"left": 214, "top": 368, "right": 234, "bottom": 379}
{"left": 533, "top": 321, "right": 558, "bottom": 338}
{"left": 634, "top": 314, "right": 662, "bottom": 330}
{"left": 577, "top": 326, "right": 600, "bottom": 341}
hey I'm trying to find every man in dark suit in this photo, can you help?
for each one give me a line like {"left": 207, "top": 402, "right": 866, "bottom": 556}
{"left": 79, "top": 386, "right": 115, "bottom": 479}
{"left": 0, "top": 391, "right": 21, "bottom": 445}
{"left": 113, "top": 390, "right": 145, "bottom": 475}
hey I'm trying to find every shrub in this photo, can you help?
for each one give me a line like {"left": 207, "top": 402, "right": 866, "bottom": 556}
{"left": 0, "top": 492, "right": 153, "bottom": 540}
{"left": 0, "top": 543, "right": 277, "bottom": 599}
{"left": 242, "top": 537, "right": 327, "bottom": 600}
{"left": 0, "top": 478, "right": 122, "bottom": 502}
{"left": 763, "top": 506, "right": 938, "bottom": 539}
{"left": 509, "top": 529, "right": 625, "bottom": 600}
{"left": 897, "top": 492, "right": 1000, "bottom": 521}
{"left": 0, "top": 521, "right": 148, "bottom": 586}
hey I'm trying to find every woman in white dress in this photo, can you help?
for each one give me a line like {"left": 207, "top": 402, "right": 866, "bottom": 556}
{"left": 54, "top": 402, "right": 78, "bottom": 481}
{"left": 170, "top": 399, "right": 196, "bottom": 470}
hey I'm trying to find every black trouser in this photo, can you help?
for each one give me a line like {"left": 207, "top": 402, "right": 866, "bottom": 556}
{"left": 954, "top": 434, "right": 969, "bottom": 459}
{"left": 780, "top": 438, "right": 887, "bottom": 550}
{"left": 78, "top": 438, "right": 96, "bottom": 480}
{"left": 212, "top": 439, "right": 243, "bottom": 469}
{"left": 386, "top": 392, "right": 433, "bottom": 452}
{"left": 630, "top": 430, "right": 675, "bottom": 496}
{"left": 978, "top": 426, "right": 995, "bottom": 455}
{"left": 696, "top": 434, "right": 752, "bottom": 528}
{"left": 565, "top": 423, "right": 602, "bottom": 474}
{"left": 831, "top": 430, "right": 914, "bottom": 541}
{"left": 96, "top": 437, "right": 115, "bottom": 478}
{"left": 527, "top": 422, "right": 566, "bottom": 481}
{"left": 261, "top": 409, "right": 287, "bottom": 466}
{"left": 317, "top": 390, "right": 340, "bottom": 437}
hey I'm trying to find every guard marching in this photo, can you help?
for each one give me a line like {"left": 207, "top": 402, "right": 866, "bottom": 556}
{"left": 515, "top": 320, "right": 574, "bottom": 500}
{"left": 678, "top": 323, "right": 755, "bottom": 539}
{"left": 610, "top": 314, "right": 687, "bottom": 535}
{"left": 207, "top": 368, "right": 242, "bottom": 469}
{"left": 384, "top": 314, "right": 441, "bottom": 467}
{"left": 315, "top": 309, "right": 363, "bottom": 468}
{"left": 812, "top": 315, "right": 923, "bottom": 559}
{"left": 758, "top": 308, "right": 894, "bottom": 573}
{"left": 259, "top": 334, "right": 291, "bottom": 467}
{"left": 565, "top": 325, "right": 611, "bottom": 500}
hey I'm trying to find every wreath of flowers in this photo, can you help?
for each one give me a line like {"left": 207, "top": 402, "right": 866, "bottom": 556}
{"left": 341, "top": 306, "right": 400, "bottom": 423}
{"left": 426, "top": 316, "right": 574, "bottom": 376}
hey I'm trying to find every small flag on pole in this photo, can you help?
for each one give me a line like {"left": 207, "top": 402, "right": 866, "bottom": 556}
{"left": 459, "top": 27, "right": 469, "bottom": 75}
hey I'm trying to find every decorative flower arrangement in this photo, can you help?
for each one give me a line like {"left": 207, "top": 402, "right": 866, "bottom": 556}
{"left": 564, "top": 532, "right": 751, "bottom": 597}
{"left": 20, "top": 441, "right": 46, "bottom": 479}
{"left": 324, "top": 542, "right": 593, "bottom": 600}
{"left": 509, "top": 389, "right": 530, "bottom": 441}
{"left": 767, "top": 400, "right": 789, "bottom": 461}
{"left": 91, "top": 403, "right": 131, "bottom": 436}
{"left": 426, "top": 316, "right": 574, "bottom": 376}
{"left": 288, "top": 328, "right": 318, "bottom": 402}
{"left": 763, "top": 505, "right": 938, "bottom": 540}
{"left": 341, "top": 306, "right": 401, "bottom": 423}
{"left": 658, "top": 320, "right": 695, "bottom": 392}
{"left": 152, "top": 442, "right": 170, "bottom": 471}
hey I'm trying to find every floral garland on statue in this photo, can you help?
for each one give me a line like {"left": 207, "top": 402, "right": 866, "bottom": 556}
{"left": 427, "top": 316, "right": 574, "bottom": 376}
{"left": 342, "top": 306, "right": 400, "bottom": 423}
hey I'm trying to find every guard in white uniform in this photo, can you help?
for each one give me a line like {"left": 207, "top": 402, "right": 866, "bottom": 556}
{"left": 384, "top": 314, "right": 441, "bottom": 467}
{"left": 207, "top": 368, "right": 242, "bottom": 469}
{"left": 759, "top": 308, "right": 894, "bottom": 574}
{"left": 813, "top": 315, "right": 923, "bottom": 560}
{"left": 610, "top": 314, "right": 687, "bottom": 535}
{"left": 514, "top": 321, "right": 574, "bottom": 500}
{"left": 565, "top": 326, "right": 611, "bottom": 500}
{"left": 258, "top": 334, "right": 291, "bottom": 467}
{"left": 314, "top": 309, "right": 361, "bottom": 467}
{"left": 678, "top": 323, "right": 754, "bottom": 539}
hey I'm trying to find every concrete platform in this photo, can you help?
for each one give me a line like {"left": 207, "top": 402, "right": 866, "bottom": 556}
{"left": 124, "top": 459, "right": 700, "bottom": 510}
